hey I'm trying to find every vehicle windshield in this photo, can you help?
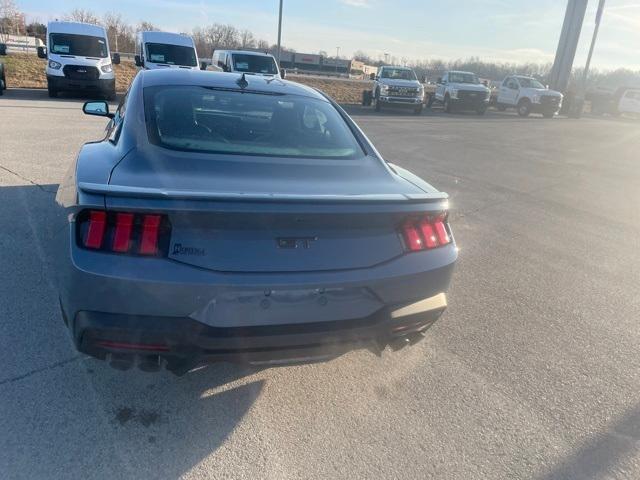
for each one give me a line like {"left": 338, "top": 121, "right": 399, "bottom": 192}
{"left": 49, "top": 33, "right": 108, "bottom": 58}
{"left": 145, "top": 43, "right": 197, "bottom": 67}
{"left": 144, "top": 85, "right": 363, "bottom": 159}
{"left": 517, "top": 77, "right": 545, "bottom": 89}
{"left": 232, "top": 54, "right": 278, "bottom": 75}
{"left": 380, "top": 68, "right": 417, "bottom": 80}
{"left": 448, "top": 72, "right": 479, "bottom": 84}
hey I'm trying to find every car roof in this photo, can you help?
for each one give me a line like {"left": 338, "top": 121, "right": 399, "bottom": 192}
{"left": 215, "top": 49, "right": 275, "bottom": 58}
{"left": 140, "top": 31, "right": 194, "bottom": 47}
{"left": 380, "top": 65, "right": 411, "bottom": 70}
{"left": 139, "top": 69, "right": 327, "bottom": 101}
{"left": 513, "top": 75, "right": 535, "bottom": 79}
{"left": 448, "top": 70, "right": 475, "bottom": 75}
{"left": 47, "top": 21, "right": 106, "bottom": 37}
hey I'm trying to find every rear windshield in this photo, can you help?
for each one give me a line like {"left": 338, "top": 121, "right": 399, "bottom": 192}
{"left": 144, "top": 85, "right": 364, "bottom": 159}
{"left": 145, "top": 43, "right": 197, "bottom": 67}
{"left": 49, "top": 33, "right": 108, "bottom": 58}
{"left": 232, "top": 54, "right": 278, "bottom": 75}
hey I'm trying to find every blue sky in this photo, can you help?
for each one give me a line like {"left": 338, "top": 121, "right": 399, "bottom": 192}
{"left": 18, "top": 0, "right": 640, "bottom": 70}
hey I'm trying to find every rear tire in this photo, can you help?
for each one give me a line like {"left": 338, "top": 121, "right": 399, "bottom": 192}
{"left": 517, "top": 99, "right": 531, "bottom": 117}
{"left": 413, "top": 104, "right": 423, "bottom": 115}
{"left": 476, "top": 106, "right": 487, "bottom": 115}
{"left": 375, "top": 97, "right": 382, "bottom": 112}
{"left": 106, "top": 90, "right": 116, "bottom": 101}
{"left": 497, "top": 104, "right": 507, "bottom": 112}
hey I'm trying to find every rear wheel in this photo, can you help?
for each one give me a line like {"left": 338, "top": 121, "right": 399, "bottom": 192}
{"left": 413, "top": 104, "right": 423, "bottom": 115}
{"left": 497, "top": 104, "right": 507, "bottom": 112}
{"left": 517, "top": 99, "right": 531, "bottom": 117}
{"left": 476, "top": 106, "right": 487, "bottom": 115}
{"left": 106, "top": 90, "right": 116, "bottom": 101}
{"left": 374, "top": 95, "right": 382, "bottom": 112}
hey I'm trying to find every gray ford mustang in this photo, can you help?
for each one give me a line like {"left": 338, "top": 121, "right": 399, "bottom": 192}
{"left": 54, "top": 69, "right": 457, "bottom": 374}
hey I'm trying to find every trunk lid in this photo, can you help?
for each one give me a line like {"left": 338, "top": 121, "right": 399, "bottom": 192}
{"left": 101, "top": 147, "right": 447, "bottom": 272}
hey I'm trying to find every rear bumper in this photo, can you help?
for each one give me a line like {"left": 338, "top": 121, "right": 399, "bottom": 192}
{"left": 47, "top": 75, "right": 115, "bottom": 93}
{"left": 74, "top": 293, "right": 447, "bottom": 373}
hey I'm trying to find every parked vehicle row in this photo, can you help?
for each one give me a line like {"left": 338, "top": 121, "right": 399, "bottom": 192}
{"left": 362, "top": 66, "right": 565, "bottom": 118}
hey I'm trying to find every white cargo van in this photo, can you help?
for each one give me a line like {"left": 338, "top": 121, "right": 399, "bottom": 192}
{"left": 135, "top": 32, "right": 199, "bottom": 70}
{"left": 37, "top": 21, "right": 118, "bottom": 99}
{"left": 209, "top": 50, "right": 283, "bottom": 77}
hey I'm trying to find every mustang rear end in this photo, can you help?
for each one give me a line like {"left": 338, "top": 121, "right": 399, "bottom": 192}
{"left": 55, "top": 69, "right": 457, "bottom": 374}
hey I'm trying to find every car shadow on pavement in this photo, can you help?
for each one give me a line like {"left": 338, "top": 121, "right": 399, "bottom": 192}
{"left": 539, "top": 403, "right": 640, "bottom": 480}
{"left": 0, "top": 182, "right": 265, "bottom": 478}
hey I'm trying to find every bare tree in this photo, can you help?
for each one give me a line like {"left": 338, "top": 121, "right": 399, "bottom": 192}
{"left": 64, "top": 8, "right": 100, "bottom": 25}
{"left": 256, "top": 39, "right": 269, "bottom": 51}
{"left": 103, "top": 12, "right": 129, "bottom": 52}
{"left": 0, "top": 0, "right": 23, "bottom": 43}
{"left": 239, "top": 29, "right": 255, "bottom": 49}
{"left": 136, "top": 21, "right": 159, "bottom": 32}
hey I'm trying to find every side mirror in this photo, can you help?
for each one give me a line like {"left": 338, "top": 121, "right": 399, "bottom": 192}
{"left": 280, "top": 69, "right": 286, "bottom": 79}
{"left": 37, "top": 46, "right": 47, "bottom": 59}
{"left": 134, "top": 55, "right": 143, "bottom": 67}
{"left": 0, "top": 43, "right": 6, "bottom": 56}
{"left": 111, "top": 53, "right": 120, "bottom": 65}
{"left": 421, "top": 75, "right": 427, "bottom": 83}
{"left": 437, "top": 77, "right": 442, "bottom": 84}
{"left": 200, "top": 61, "right": 207, "bottom": 70}
{"left": 83, "top": 100, "right": 114, "bottom": 118}
{"left": 369, "top": 73, "right": 375, "bottom": 81}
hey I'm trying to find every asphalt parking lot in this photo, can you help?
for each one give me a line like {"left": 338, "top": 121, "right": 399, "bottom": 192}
{"left": 1, "top": 88, "right": 639, "bottom": 480}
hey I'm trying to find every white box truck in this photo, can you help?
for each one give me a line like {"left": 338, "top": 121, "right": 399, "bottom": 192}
{"left": 37, "top": 21, "right": 119, "bottom": 99}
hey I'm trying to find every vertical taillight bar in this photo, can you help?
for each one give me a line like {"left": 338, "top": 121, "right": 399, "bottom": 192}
{"left": 84, "top": 211, "right": 107, "bottom": 249}
{"left": 112, "top": 213, "right": 135, "bottom": 253}
{"left": 139, "top": 215, "right": 162, "bottom": 255}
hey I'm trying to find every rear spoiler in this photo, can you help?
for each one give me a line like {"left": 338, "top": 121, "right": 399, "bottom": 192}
{"left": 78, "top": 182, "right": 448, "bottom": 203}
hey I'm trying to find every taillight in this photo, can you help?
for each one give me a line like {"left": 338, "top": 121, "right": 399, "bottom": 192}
{"left": 78, "top": 210, "right": 171, "bottom": 257}
{"left": 400, "top": 213, "right": 452, "bottom": 252}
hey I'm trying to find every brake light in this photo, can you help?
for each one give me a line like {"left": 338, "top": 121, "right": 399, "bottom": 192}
{"left": 400, "top": 213, "right": 452, "bottom": 252}
{"left": 79, "top": 210, "right": 170, "bottom": 257}
{"left": 84, "top": 211, "right": 107, "bottom": 249}
{"left": 112, "top": 213, "right": 134, "bottom": 253}
{"left": 139, "top": 215, "right": 161, "bottom": 255}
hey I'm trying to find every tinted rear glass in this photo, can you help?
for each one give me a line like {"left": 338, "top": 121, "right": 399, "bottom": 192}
{"left": 144, "top": 85, "right": 364, "bottom": 159}
{"left": 232, "top": 54, "right": 278, "bottom": 75}
{"left": 146, "top": 43, "right": 197, "bottom": 66}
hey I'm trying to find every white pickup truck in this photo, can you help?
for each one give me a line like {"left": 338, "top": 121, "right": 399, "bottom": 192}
{"left": 431, "top": 71, "right": 491, "bottom": 114}
{"left": 496, "top": 75, "right": 563, "bottom": 118}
